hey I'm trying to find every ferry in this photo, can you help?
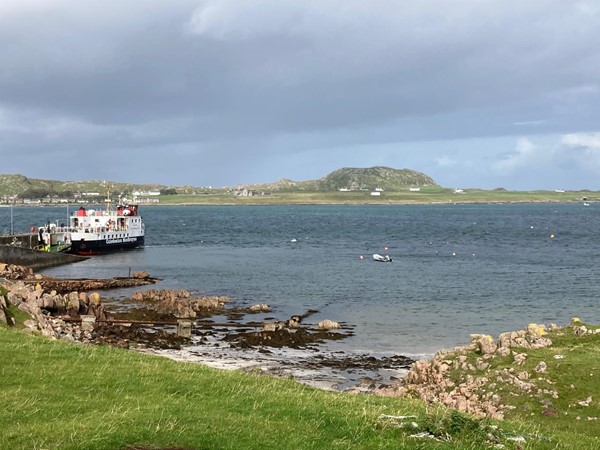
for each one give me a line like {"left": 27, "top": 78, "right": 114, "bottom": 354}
{"left": 38, "top": 191, "right": 145, "bottom": 255}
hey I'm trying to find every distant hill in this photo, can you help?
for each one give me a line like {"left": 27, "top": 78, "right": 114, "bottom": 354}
{"left": 0, "top": 174, "right": 167, "bottom": 198}
{"left": 0, "top": 166, "right": 437, "bottom": 198}
{"left": 248, "top": 166, "right": 437, "bottom": 192}
{"left": 317, "top": 166, "right": 436, "bottom": 191}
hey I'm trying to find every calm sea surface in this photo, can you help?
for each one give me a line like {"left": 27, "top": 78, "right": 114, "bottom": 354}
{"left": 3, "top": 203, "right": 599, "bottom": 356}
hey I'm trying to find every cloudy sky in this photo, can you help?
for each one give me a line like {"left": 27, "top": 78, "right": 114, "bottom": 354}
{"left": 1, "top": 0, "right": 600, "bottom": 189}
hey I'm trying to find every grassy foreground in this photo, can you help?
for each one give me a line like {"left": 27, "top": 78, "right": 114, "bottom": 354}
{"left": 2, "top": 328, "right": 600, "bottom": 449}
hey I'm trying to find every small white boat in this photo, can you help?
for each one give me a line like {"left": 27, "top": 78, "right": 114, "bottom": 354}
{"left": 583, "top": 202, "right": 590, "bottom": 206}
{"left": 373, "top": 253, "right": 392, "bottom": 262}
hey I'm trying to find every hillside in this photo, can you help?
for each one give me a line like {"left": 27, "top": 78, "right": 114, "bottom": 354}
{"left": 248, "top": 166, "right": 437, "bottom": 192}
{"left": 1, "top": 167, "right": 436, "bottom": 198}
{"left": 317, "top": 166, "right": 436, "bottom": 191}
{"left": 0, "top": 174, "right": 167, "bottom": 198}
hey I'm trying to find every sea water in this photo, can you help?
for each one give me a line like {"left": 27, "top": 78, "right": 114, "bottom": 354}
{"left": 3, "top": 202, "right": 600, "bottom": 356}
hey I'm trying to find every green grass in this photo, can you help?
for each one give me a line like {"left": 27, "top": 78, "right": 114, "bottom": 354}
{"left": 156, "top": 188, "right": 595, "bottom": 206}
{"left": 2, "top": 326, "right": 592, "bottom": 450}
{"left": 432, "top": 323, "right": 600, "bottom": 448}
{"left": 491, "top": 324, "right": 600, "bottom": 431}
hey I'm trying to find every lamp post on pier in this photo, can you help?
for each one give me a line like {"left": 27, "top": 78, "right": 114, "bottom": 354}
{"left": 10, "top": 194, "right": 14, "bottom": 235}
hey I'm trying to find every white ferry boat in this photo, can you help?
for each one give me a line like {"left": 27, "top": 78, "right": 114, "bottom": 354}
{"left": 38, "top": 192, "right": 145, "bottom": 255}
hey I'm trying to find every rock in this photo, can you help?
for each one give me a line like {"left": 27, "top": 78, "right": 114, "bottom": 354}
{"left": 23, "top": 319, "right": 37, "bottom": 329}
{"left": 578, "top": 396, "right": 593, "bottom": 407}
{"left": 513, "top": 353, "right": 528, "bottom": 365}
{"left": 534, "top": 361, "right": 547, "bottom": 373}
{"left": 88, "top": 292, "right": 101, "bottom": 306}
{"left": 248, "top": 303, "right": 271, "bottom": 313}
{"left": 473, "top": 335, "right": 497, "bottom": 354}
{"left": 132, "top": 271, "right": 150, "bottom": 279}
{"left": 193, "top": 296, "right": 228, "bottom": 309}
{"left": 496, "top": 347, "right": 511, "bottom": 357}
{"left": 527, "top": 323, "right": 546, "bottom": 337}
{"left": 67, "top": 291, "right": 79, "bottom": 304}
{"left": 262, "top": 321, "right": 286, "bottom": 332}
{"left": 317, "top": 319, "right": 340, "bottom": 330}
{"left": 286, "top": 315, "right": 302, "bottom": 328}
{"left": 67, "top": 295, "right": 80, "bottom": 315}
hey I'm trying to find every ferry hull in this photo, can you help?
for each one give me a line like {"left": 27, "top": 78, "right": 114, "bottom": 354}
{"left": 69, "top": 236, "right": 144, "bottom": 255}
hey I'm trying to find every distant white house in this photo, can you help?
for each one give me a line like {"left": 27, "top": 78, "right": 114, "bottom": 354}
{"left": 137, "top": 197, "right": 160, "bottom": 204}
{"left": 81, "top": 192, "right": 100, "bottom": 196}
{"left": 132, "top": 190, "right": 161, "bottom": 196}
{"left": 375, "top": 187, "right": 384, "bottom": 192}
{"left": 453, "top": 188, "right": 465, "bottom": 194}
{"left": 370, "top": 191, "right": 381, "bottom": 196}
{"left": 339, "top": 188, "right": 350, "bottom": 192}
{"left": 409, "top": 187, "right": 420, "bottom": 192}
{"left": 555, "top": 189, "right": 565, "bottom": 193}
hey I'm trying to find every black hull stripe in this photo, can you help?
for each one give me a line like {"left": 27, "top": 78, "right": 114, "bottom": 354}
{"left": 69, "top": 237, "right": 144, "bottom": 255}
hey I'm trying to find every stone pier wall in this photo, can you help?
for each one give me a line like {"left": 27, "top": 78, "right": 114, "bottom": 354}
{"left": 0, "top": 233, "right": 37, "bottom": 249}
{"left": 0, "top": 245, "right": 87, "bottom": 270}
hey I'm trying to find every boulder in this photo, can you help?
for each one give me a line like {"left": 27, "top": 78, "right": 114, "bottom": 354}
{"left": 471, "top": 334, "right": 497, "bottom": 354}
{"left": 248, "top": 303, "right": 271, "bottom": 313}
{"left": 88, "top": 292, "right": 101, "bottom": 306}
{"left": 193, "top": 296, "right": 227, "bottom": 309}
{"left": 317, "top": 319, "right": 340, "bottom": 330}
{"left": 132, "top": 271, "right": 150, "bottom": 279}
{"left": 262, "top": 321, "right": 286, "bottom": 332}
{"left": 286, "top": 315, "right": 302, "bottom": 328}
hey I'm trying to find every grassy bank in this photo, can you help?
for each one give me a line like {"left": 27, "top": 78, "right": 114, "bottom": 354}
{"left": 1, "top": 326, "right": 600, "bottom": 449}
{"left": 157, "top": 187, "right": 596, "bottom": 205}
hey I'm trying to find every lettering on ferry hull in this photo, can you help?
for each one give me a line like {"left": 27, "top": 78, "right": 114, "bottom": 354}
{"left": 106, "top": 237, "right": 138, "bottom": 245}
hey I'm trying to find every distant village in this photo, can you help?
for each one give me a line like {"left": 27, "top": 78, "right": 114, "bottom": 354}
{"left": 0, "top": 190, "right": 162, "bottom": 205}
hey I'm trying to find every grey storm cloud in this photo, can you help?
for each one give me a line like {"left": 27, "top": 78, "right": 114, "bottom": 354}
{"left": 1, "top": 0, "right": 600, "bottom": 188}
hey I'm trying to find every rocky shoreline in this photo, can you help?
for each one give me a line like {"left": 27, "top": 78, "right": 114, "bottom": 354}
{"left": 3, "top": 260, "right": 594, "bottom": 421}
{"left": 0, "top": 261, "right": 413, "bottom": 392}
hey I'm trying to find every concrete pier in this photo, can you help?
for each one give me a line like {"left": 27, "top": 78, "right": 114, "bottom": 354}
{"left": 0, "top": 235, "right": 88, "bottom": 269}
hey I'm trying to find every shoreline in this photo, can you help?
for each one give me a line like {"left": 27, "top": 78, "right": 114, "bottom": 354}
{"left": 2, "top": 198, "right": 593, "bottom": 208}
{"left": 0, "top": 264, "right": 417, "bottom": 392}
{"left": 140, "top": 335, "right": 415, "bottom": 392}
{"left": 5, "top": 261, "right": 600, "bottom": 423}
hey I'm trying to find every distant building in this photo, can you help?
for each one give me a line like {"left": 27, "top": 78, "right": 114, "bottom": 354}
{"left": 370, "top": 191, "right": 381, "bottom": 196}
{"left": 137, "top": 198, "right": 160, "bottom": 204}
{"left": 409, "top": 187, "right": 420, "bottom": 192}
{"left": 453, "top": 189, "right": 465, "bottom": 194}
{"left": 233, "top": 188, "right": 259, "bottom": 197}
{"left": 132, "top": 190, "right": 161, "bottom": 196}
